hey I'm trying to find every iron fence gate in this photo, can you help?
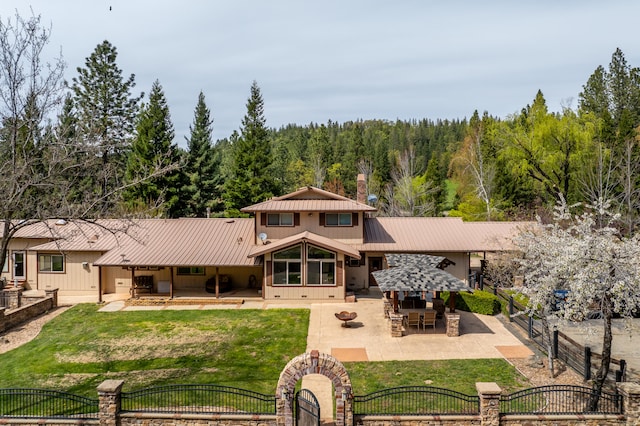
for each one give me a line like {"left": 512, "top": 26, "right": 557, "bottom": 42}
{"left": 295, "top": 389, "right": 320, "bottom": 426}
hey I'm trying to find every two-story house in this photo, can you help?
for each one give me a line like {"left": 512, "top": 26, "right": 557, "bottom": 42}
{"left": 0, "top": 176, "right": 529, "bottom": 302}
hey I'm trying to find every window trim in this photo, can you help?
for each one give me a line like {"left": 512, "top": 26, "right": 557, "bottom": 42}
{"left": 307, "top": 245, "right": 336, "bottom": 286}
{"left": 272, "top": 244, "right": 302, "bottom": 286}
{"left": 321, "top": 212, "right": 357, "bottom": 227}
{"left": 176, "top": 266, "right": 205, "bottom": 275}
{"left": 38, "top": 253, "right": 65, "bottom": 273}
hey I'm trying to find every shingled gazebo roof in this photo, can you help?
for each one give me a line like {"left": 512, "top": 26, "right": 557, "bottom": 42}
{"left": 371, "top": 254, "right": 469, "bottom": 293}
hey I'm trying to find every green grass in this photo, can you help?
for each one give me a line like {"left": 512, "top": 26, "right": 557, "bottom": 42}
{"left": 0, "top": 304, "right": 531, "bottom": 398}
{"left": 0, "top": 304, "right": 309, "bottom": 396}
{"left": 346, "top": 359, "right": 529, "bottom": 396}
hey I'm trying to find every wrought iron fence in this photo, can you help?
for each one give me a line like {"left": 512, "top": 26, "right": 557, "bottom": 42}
{"left": 353, "top": 386, "right": 479, "bottom": 415}
{"left": 500, "top": 385, "right": 622, "bottom": 415}
{"left": 0, "top": 388, "right": 98, "bottom": 419}
{"left": 121, "top": 384, "right": 276, "bottom": 415}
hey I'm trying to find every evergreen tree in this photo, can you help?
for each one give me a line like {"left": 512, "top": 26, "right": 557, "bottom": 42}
{"left": 184, "top": 91, "right": 223, "bottom": 217}
{"left": 70, "top": 40, "right": 143, "bottom": 207}
{"left": 224, "top": 81, "right": 278, "bottom": 215}
{"left": 123, "top": 80, "right": 183, "bottom": 217}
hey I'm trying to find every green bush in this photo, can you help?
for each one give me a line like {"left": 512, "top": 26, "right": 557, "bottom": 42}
{"left": 441, "top": 290, "right": 501, "bottom": 315}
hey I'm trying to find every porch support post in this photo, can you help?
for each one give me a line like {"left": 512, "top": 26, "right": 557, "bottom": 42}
{"left": 392, "top": 290, "right": 399, "bottom": 313}
{"left": 170, "top": 267, "right": 174, "bottom": 298}
{"left": 449, "top": 291, "right": 456, "bottom": 312}
{"left": 129, "top": 267, "right": 134, "bottom": 298}
{"left": 215, "top": 266, "right": 220, "bottom": 299}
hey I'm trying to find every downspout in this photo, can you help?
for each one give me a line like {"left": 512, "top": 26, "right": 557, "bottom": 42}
{"left": 215, "top": 266, "right": 220, "bottom": 299}
{"left": 98, "top": 265, "right": 102, "bottom": 304}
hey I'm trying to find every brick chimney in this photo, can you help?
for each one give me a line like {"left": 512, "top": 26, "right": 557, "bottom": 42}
{"left": 356, "top": 174, "right": 366, "bottom": 204}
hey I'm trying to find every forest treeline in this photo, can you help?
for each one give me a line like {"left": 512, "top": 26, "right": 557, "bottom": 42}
{"left": 2, "top": 12, "right": 640, "bottom": 235}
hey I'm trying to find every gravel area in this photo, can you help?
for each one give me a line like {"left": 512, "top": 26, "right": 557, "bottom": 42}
{"left": 0, "top": 306, "right": 70, "bottom": 354}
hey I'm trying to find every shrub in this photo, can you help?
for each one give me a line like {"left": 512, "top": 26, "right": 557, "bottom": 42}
{"left": 441, "top": 290, "right": 501, "bottom": 315}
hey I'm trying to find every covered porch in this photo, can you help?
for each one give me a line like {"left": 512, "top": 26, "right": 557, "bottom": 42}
{"left": 371, "top": 254, "right": 472, "bottom": 337}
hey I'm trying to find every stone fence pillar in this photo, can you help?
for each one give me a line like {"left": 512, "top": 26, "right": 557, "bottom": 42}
{"left": 1, "top": 287, "right": 22, "bottom": 309}
{"left": 477, "top": 382, "right": 501, "bottom": 426}
{"left": 97, "top": 379, "right": 124, "bottom": 426}
{"left": 44, "top": 288, "right": 59, "bottom": 307}
{"left": 389, "top": 312, "right": 403, "bottom": 337}
{"left": 617, "top": 382, "right": 640, "bottom": 425}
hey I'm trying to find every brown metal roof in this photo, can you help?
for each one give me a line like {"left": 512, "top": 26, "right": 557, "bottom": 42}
{"left": 248, "top": 230, "right": 361, "bottom": 259}
{"left": 358, "top": 217, "right": 535, "bottom": 252}
{"left": 92, "top": 218, "right": 258, "bottom": 267}
{"left": 241, "top": 186, "right": 376, "bottom": 212}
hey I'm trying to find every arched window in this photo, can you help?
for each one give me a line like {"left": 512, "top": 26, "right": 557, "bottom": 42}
{"left": 273, "top": 245, "right": 302, "bottom": 285}
{"left": 307, "top": 245, "right": 336, "bottom": 286}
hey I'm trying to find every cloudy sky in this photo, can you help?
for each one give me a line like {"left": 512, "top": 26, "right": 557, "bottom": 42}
{"left": 4, "top": 1, "right": 640, "bottom": 147}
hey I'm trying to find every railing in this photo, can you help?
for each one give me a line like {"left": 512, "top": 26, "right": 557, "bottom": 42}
{"left": 0, "top": 388, "right": 98, "bottom": 419}
{"left": 483, "top": 281, "right": 629, "bottom": 385}
{"left": 353, "top": 386, "right": 480, "bottom": 415}
{"left": 500, "top": 385, "right": 622, "bottom": 415}
{"left": 121, "top": 384, "right": 277, "bottom": 415}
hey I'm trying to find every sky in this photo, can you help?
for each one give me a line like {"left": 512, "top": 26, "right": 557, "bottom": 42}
{"left": 4, "top": 1, "right": 640, "bottom": 147}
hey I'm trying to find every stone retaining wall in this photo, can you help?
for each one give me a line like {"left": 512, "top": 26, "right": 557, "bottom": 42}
{"left": 0, "top": 289, "right": 58, "bottom": 332}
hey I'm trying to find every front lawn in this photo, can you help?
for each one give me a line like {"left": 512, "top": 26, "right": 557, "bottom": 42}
{"left": 0, "top": 304, "right": 531, "bottom": 397}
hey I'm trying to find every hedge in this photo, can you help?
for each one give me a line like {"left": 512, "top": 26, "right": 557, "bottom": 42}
{"left": 441, "top": 290, "right": 501, "bottom": 315}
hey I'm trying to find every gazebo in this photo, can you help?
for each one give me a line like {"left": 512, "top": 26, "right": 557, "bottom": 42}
{"left": 371, "top": 254, "right": 471, "bottom": 337}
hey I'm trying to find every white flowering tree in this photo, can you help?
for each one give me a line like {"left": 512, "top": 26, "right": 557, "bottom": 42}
{"left": 515, "top": 198, "right": 640, "bottom": 405}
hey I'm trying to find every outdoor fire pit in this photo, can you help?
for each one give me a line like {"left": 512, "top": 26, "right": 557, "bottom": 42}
{"left": 335, "top": 311, "right": 357, "bottom": 327}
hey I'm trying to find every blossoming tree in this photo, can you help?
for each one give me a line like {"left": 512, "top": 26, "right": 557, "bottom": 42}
{"left": 515, "top": 198, "right": 640, "bottom": 406}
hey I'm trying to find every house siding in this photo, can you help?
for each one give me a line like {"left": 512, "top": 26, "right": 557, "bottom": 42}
{"left": 256, "top": 212, "right": 363, "bottom": 245}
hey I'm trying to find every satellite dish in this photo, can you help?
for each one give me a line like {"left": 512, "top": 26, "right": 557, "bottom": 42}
{"left": 258, "top": 233, "right": 268, "bottom": 244}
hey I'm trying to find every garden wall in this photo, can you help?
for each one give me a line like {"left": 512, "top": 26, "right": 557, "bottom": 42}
{"left": 0, "top": 289, "right": 58, "bottom": 332}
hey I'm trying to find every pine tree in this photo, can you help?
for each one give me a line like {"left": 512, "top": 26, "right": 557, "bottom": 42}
{"left": 70, "top": 40, "right": 143, "bottom": 206}
{"left": 224, "top": 81, "right": 278, "bottom": 215}
{"left": 123, "top": 80, "right": 183, "bottom": 217}
{"left": 184, "top": 91, "right": 223, "bottom": 217}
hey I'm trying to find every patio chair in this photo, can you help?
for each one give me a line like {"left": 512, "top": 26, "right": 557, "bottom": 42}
{"left": 405, "top": 311, "right": 421, "bottom": 330}
{"left": 422, "top": 311, "right": 437, "bottom": 330}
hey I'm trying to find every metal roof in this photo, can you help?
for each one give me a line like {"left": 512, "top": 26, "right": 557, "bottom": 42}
{"left": 91, "top": 218, "right": 258, "bottom": 267}
{"left": 241, "top": 186, "right": 376, "bottom": 212}
{"left": 358, "top": 217, "right": 535, "bottom": 252}
{"left": 371, "top": 254, "right": 470, "bottom": 292}
{"left": 248, "top": 230, "right": 361, "bottom": 259}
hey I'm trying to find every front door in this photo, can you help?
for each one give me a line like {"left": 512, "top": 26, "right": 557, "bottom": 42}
{"left": 12, "top": 251, "right": 25, "bottom": 282}
{"left": 368, "top": 256, "right": 383, "bottom": 287}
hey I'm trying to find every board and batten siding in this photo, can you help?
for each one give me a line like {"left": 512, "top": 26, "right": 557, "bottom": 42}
{"left": 37, "top": 251, "right": 102, "bottom": 295}
{"left": 255, "top": 212, "right": 364, "bottom": 245}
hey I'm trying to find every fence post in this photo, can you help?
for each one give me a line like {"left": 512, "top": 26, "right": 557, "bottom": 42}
{"left": 618, "top": 359, "right": 627, "bottom": 382}
{"left": 508, "top": 296, "right": 514, "bottom": 317}
{"left": 97, "top": 379, "right": 124, "bottom": 426}
{"left": 479, "top": 274, "right": 484, "bottom": 291}
{"left": 528, "top": 316, "right": 533, "bottom": 339}
{"left": 552, "top": 327, "right": 558, "bottom": 359}
{"left": 584, "top": 347, "right": 592, "bottom": 381}
{"left": 476, "top": 382, "right": 501, "bottom": 426}
{"left": 44, "top": 288, "right": 59, "bottom": 307}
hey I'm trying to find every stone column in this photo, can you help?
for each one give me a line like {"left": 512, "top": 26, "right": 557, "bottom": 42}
{"left": 617, "top": 382, "right": 640, "bottom": 425}
{"left": 97, "top": 379, "right": 124, "bottom": 426}
{"left": 389, "top": 312, "right": 404, "bottom": 337}
{"left": 45, "top": 288, "right": 59, "bottom": 307}
{"left": 445, "top": 312, "right": 460, "bottom": 337}
{"left": 3, "top": 287, "right": 22, "bottom": 309}
{"left": 383, "top": 298, "right": 392, "bottom": 318}
{"left": 476, "top": 382, "right": 501, "bottom": 426}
